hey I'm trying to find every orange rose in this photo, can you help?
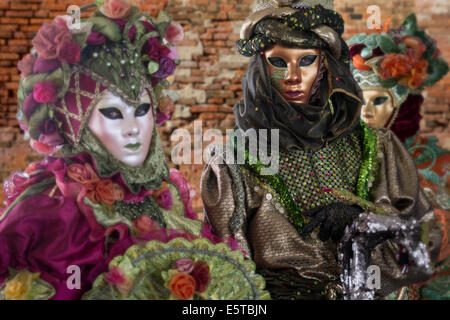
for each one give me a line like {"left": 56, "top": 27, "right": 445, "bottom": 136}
{"left": 352, "top": 54, "right": 372, "bottom": 71}
{"left": 67, "top": 163, "right": 99, "bottom": 184}
{"left": 85, "top": 180, "right": 124, "bottom": 205}
{"left": 169, "top": 273, "right": 196, "bottom": 300}
{"left": 379, "top": 53, "right": 413, "bottom": 79}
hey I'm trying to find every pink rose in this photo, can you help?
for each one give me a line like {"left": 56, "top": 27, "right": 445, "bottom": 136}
{"left": 59, "top": 42, "right": 81, "bottom": 64}
{"left": 172, "top": 258, "right": 195, "bottom": 274}
{"left": 155, "top": 188, "right": 173, "bottom": 210}
{"left": 32, "top": 22, "right": 72, "bottom": 59}
{"left": 191, "top": 261, "right": 210, "bottom": 292}
{"left": 54, "top": 15, "right": 71, "bottom": 30}
{"left": 17, "top": 53, "right": 36, "bottom": 78}
{"left": 143, "top": 38, "right": 171, "bottom": 62}
{"left": 33, "top": 58, "right": 61, "bottom": 74}
{"left": 100, "top": 0, "right": 131, "bottom": 19}
{"left": 164, "top": 22, "right": 184, "bottom": 44}
{"left": 132, "top": 215, "right": 159, "bottom": 234}
{"left": 168, "top": 46, "right": 179, "bottom": 60}
{"left": 38, "top": 119, "right": 64, "bottom": 146}
{"left": 33, "top": 81, "right": 56, "bottom": 103}
{"left": 30, "top": 139, "right": 57, "bottom": 155}
{"left": 104, "top": 266, "right": 127, "bottom": 285}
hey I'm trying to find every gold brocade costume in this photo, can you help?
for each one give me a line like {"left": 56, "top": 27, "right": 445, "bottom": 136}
{"left": 201, "top": 127, "right": 442, "bottom": 299}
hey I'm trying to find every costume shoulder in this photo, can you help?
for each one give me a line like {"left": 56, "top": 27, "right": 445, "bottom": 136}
{"left": 368, "top": 127, "right": 433, "bottom": 219}
{"left": 200, "top": 144, "right": 262, "bottom": 257}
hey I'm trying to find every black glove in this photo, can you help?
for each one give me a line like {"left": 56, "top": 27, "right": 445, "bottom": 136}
{"left": 302, "top": 202, "right": 364, "bottom": 242}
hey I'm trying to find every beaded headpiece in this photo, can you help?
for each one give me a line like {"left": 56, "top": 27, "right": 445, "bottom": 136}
{"left": 238, "top": 0, "right": 345, "bottom": 60}
{"left": 16, "top": 1, "right": 183, "bottom": 153}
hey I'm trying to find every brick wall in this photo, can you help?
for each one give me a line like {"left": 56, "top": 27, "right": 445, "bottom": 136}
{"left": 1, "top": 0, "right": 449, "bottom": 212}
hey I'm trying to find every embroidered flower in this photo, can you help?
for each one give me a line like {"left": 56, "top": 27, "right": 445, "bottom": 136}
{"left": 33, "top": 81, "right": 57, "bottom": 103}
{"left": 172, "top": 258, "right": 195, "bottom": 274}
{"left": 99, "top": 0, "right": 131, "bottom": 20}
{"left": 164, "top": 22, "right": 184, "bottom": 44}
{"left": 2, "top": 270, "right": 34, "bottom": 300}
{"left": 59, "top": 42, "right": 81, "bottom": 64}
{"left": 32, "top": 22, "right": 72, "bottom": 60}
{"left": 169, "top": 273, "right": 196, "bottom": 300}
{"left": 17, "top": 53, "right": 36, "bottom": 78}
{"left": 191, "top": 260, "right": 210, "bottom": 292}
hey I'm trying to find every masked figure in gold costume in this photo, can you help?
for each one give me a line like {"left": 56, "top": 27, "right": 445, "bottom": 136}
{"left": 201, "top": 0, "right": 444, "bottom": 300}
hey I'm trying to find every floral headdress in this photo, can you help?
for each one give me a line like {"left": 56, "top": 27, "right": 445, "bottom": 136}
{"left": 16, "top": 0, "right": 183, "bottom": 155}
{"left": 348, "top": 14, "right": 449, "bottom": 109}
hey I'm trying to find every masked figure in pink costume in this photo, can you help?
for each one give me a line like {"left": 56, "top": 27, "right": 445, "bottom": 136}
{"left": 0, "top": 2, "right": 267, "bottom": 301}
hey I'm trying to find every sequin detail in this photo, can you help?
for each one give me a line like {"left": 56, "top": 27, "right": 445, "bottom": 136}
{"left": 114, "top": 196, "right": 166, "bottom": 227}
{"left": 278, "top": 130, "right": 362, "bottom": 213}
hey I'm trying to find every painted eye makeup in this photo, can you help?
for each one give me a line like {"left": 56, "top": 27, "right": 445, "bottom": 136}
{"left": 267, "top": 57, "right": 288, "bottom": 68}
{"left": 299, "top": 55, "right": 318, "bottom": 67}
{"left": 99, "top": 107, "right": 123, "bottom": 119}
{"left": 135, "top": 103, "right": 151, "bottom": 117}
{"left": 373, "top": 96, "right": 388, "bottom": 106}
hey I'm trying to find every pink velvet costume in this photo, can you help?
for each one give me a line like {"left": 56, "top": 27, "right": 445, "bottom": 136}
{"left": 0, "top": 4, "right": 235, "bottom": 300}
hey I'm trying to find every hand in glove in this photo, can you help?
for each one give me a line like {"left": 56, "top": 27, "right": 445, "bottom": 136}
{"left": 302, "top": 202, "right": 364, "bottom": 242}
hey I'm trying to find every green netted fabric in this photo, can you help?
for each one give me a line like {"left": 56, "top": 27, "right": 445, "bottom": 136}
{"left": 62, "top": 126, "right": 170, "bottom": 193}
{"left": 82, "top": 238, "right": 270, "bottom": 300}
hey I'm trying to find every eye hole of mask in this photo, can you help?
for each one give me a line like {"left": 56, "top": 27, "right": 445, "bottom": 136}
{"left": 373, "top": 96, "right": 388, "bottom": 106}
{"left": 99, "top": 107, "right": 123, "bottom": 120}
{"left": 135, "top": 103, "right": 151, "bottom": 117}
{"left": 267, "top": 56, "right": 288, "bottom": 68}
{"left": 299, "top": 55, "right": 318, "bottom": 67}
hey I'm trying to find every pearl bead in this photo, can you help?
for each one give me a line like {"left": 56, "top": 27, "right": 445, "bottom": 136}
{"left": 120, "top": 60, "right": 125, "bottom": 64}
{"left": 93, "top": 52, "right": 98, "bottom": 58}
{"left": 130, "top": 60, "right": 134, "bottom": 64}
{"left": 106, "top": 62, "right": 111, "bottom": 67}
{"left": 131, "top": 85, "right": 135, "bottom": 89}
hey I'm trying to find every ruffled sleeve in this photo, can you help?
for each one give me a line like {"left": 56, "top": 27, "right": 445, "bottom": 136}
{"left": 0, "top": 193, "right": 108, "bottom": 300}
{"left": 367, "top": 128, "right": 443, "bottom": 296}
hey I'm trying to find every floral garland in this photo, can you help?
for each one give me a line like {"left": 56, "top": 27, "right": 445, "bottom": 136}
{"left": 348, "top": 13, "right": 448, "bottom": 92}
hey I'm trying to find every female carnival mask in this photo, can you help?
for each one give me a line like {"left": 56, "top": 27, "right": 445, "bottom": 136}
{"left": 347, "top": 14, "right": 448, "bottom": 140}
{"left": 16, "top": 0, "right": 184, "bottom": 191}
